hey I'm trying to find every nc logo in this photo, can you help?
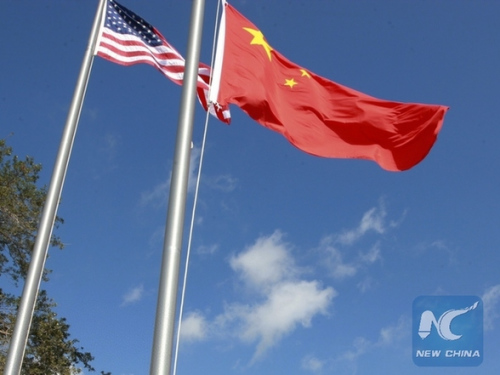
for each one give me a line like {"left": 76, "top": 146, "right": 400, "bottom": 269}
{"left": 418, "top": 301, "right": 479, "bottom": 340}
{"left": 413, "top": 296, "right": 483, "bottom": 367}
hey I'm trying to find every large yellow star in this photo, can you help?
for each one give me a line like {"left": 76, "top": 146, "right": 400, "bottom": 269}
{"left": 285, "top": 78, "right": 297, "bottom": 88}
{"left": 243, "top": 27, "right": 273, "bottom": 61}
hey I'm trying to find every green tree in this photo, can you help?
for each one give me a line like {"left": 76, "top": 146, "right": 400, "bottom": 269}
{"left": 0, "top": 139, "right": 104, "bottom": 374}
{"left": 0, "top": 290, "right": 94, "bottom": 374}
{"left": 0, "top": 139, "right": 63, "bottom": 284}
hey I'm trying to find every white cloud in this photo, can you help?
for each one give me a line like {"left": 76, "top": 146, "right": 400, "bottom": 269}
{"left": 196, "top": 243, "right": 219, "bottom": 255}
{"left": 338, "top": 336, "right": 370, "bottom": 362}
{"left": 337, "top": 315, "right": 409, "bottom": 363}
{"left": 482, "top": 284, "right": 500, "bottom": 331}
{"left": 148, "top": 226, "right": 165, "bottom": 249}
{"left": 359, "top": 243, "right": 381, "bottom": 264}
{"left": 140, "top": 178, "right": 170, "bottom": 208}
{"left": 187, "top": 145, "right": 201, "bottom": 193}
{"left": 102, "top": 132, "right": 119, "bottom": 159}
{"left": 338, "top": 204, "right": 387, "bottom": 245}
{"left": 337, "top": 204, "right": 387, "bottom": 246}
{"left": 184, "top": 231, "right": 336, "bottom": 363}
{"left": 230, "top": 231, "right": 296, "bottom": 290}
{"left": 181, "top": 311, "right": 208, "bottom": 342}
{"left": 180, "top": 203, "right": 397, "bottom": 364}
{"left": 139, "top": 145, "right": 201, "bottom": 208}
{"left": 139, "top": 145, "right": 237, "bottom": 210}
{"left": 238, "top": 280, "right": 334, "bottom": 361}
{"left": 357, "top": 277, "right": 375, "bottom": 293}
{"left": 317, "top": 236, "right": 358, "bottom": 280}
{"left": 377, "top": 316, "right": 408, "bottom": 346}
{"left": 206, "top": 174, "right": 238, "bottom": 192}
{"left": 121, "top": 284, "right": 144, "bottom": 306}
{"left": 318, "top": 204, "right": 389, "bottom": 280}
{"left": 301, "top": 354, "right": 325, "bottom": 372}
{"left": 413, "top": 240, "right": 457, "bottom": 265}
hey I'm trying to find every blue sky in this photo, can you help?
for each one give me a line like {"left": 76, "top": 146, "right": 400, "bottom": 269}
{"left": 2, "top": 1, "right": 500, "bottom": 374}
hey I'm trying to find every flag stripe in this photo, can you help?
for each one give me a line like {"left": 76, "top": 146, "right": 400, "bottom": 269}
{"left": 97, "top": 47, "right": 188, "bottom": 83}
{"left": 97, "top": 30, "right": 210, "bottom": 89}
{"left": 98, "top": 41, "right": 185, "bottom": 66}
{"left": 98, "top": 33, "right": 185, "bottom": 71}
{"left": 94, "top": 0, "right": 230, "bottom": 124}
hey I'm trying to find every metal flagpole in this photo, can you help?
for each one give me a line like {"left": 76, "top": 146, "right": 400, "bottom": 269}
{"left": 149, "top": 0, "right": 206, "bottom": 374}
{"left": 2, "top": 1, "right": 107, "bottom": 374}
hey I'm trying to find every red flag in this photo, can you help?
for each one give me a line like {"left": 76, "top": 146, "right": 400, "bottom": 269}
{"left": 210, "top": 3, "right": 448, "bottom": 171}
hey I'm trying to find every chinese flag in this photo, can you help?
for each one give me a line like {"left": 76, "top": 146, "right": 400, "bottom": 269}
{"left": 209, "top": 3, "right": 448, "bottom": 171}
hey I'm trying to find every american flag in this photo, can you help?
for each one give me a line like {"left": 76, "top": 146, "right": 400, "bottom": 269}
{"left": 95, "top": 0, "right": 230, "bottom": 124}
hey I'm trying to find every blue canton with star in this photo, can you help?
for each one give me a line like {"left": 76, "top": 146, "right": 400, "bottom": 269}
{"left": 105, "top": 0, "right": 162, "bottom": 47}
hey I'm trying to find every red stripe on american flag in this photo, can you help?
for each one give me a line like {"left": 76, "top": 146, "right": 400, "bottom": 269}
{"left": 96, "top": 24, "right": 230, "bottom": 124}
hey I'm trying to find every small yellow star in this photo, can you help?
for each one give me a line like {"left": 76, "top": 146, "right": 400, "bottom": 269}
{"left": 300, "top": 69, "right": 311, "bottom": 78}
{"left": 285, "top": 78, "right": 298, "bottom": 88}
{"left": 243, "top": 27, "right": 273, "bottom": 61}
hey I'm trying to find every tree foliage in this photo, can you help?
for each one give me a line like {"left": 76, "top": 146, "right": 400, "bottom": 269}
{"left": 0, "top": 139, "right": 104, "bottom": 374}
{"left": 0, "top": 139, "right": 63, "bottom": 284}
{"left": 0, "top": 290, "right": 94, "bottom": 374}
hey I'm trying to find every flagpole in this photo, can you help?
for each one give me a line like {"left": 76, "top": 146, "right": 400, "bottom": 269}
{"left": 149, "top": 0, "right": 206, "bottom": 374}
{"left": 2, "top": 1, "right": 106, "bottom": 374}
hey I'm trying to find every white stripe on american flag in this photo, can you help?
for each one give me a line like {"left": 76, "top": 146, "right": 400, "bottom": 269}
{"left": 97, "top": 30, "right": 209, "bottom": 89}
{"left": 96, "top": 34, "right": 181, "bottom": 65}
{"left": 97, "top": 47, "right": 187, "bottom": 83}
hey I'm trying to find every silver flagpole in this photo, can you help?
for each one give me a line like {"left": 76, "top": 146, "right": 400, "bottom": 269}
{"left": 3, "top": 1, "right": 107, "bottom": 374}
{"left": 149, "top": 0, "right": 206, "bottom": 374}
